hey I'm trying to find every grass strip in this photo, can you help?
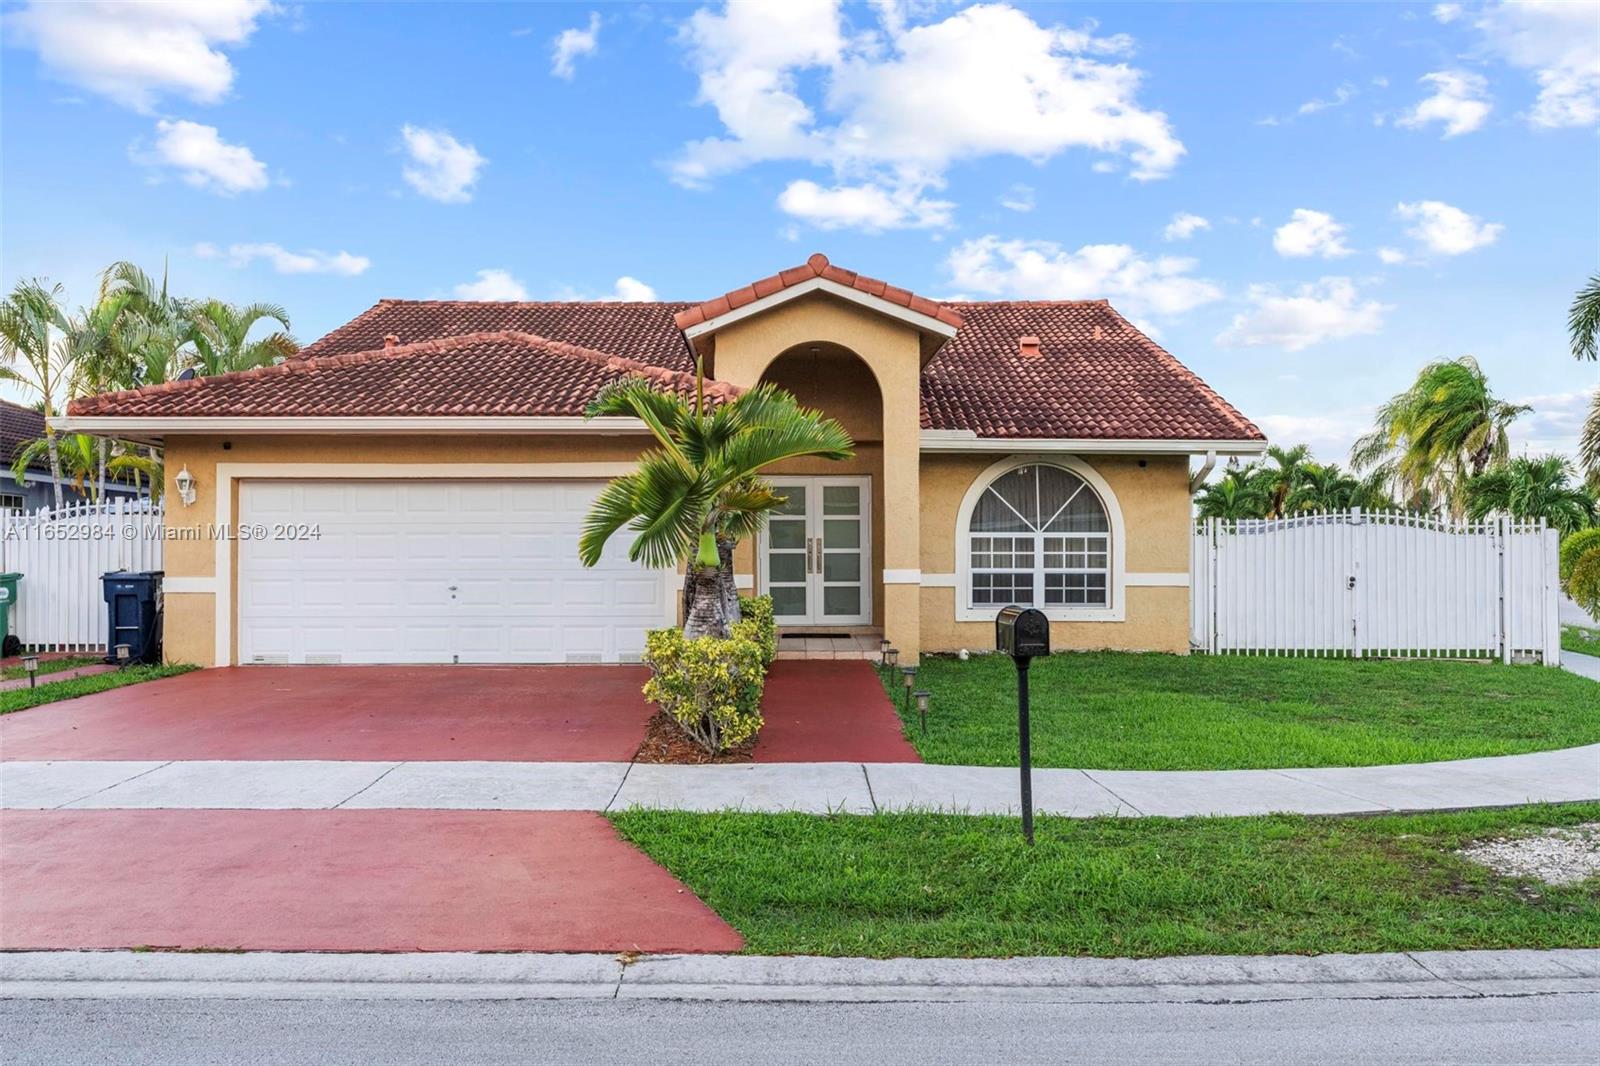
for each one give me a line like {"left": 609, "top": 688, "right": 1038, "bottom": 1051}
{"left": 0, "top": 664, "right": 198, "bottom": 715}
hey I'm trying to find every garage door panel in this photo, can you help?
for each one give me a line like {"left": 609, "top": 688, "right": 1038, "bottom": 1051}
{"left": 238, "top": 480, "right": 667, "bottom": 665}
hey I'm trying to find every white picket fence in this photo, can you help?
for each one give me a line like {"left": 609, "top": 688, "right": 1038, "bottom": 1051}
{"left": 0, "top": 499, "right": 164, "bottom": 652}
{"left": 1191, "top": 510, "right": 1562, "bottom": 664}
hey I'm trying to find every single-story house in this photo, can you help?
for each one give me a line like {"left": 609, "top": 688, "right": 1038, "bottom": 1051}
{"left": 2, "top": 398, "right": 143, "bottom": 511}
{"left": 60, "top": 254, "right": 1265, "bottom": 667}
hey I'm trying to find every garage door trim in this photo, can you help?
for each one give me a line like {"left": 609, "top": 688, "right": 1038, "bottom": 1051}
{"left": 211, "top": 463, "right": 657, "bottom": 666}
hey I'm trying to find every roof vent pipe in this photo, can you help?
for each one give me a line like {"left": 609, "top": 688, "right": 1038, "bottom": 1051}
{"left": 383, "top": 334, "right": 399, "bottom": 352}
{"left": 1018, "top": 335, "right": 1041, "bottom": 359}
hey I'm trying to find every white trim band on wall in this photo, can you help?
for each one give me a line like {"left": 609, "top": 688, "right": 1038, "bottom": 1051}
{"left": 162, "top": 576, "right": 217, "bottom": 594}
{"left": 1125, "top": 572, "right": 1189, "bottom": 587}
{"left": 882, "top": 569, "right": 922, "bottom": 585}
{"left": 920, "top": 573, "right": 957, "bottom": 588}
{"left": 734, "top": 573, "right": 755, "bottom": 590}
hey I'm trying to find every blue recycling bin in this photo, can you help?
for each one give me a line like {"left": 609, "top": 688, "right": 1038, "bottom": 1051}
{"left": 102, "top": 571, "right": 163, "bottom": 665}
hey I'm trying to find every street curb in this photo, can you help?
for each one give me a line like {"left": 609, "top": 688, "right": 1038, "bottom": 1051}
{"left": 3, "top": 949, "right": 1596, "bottom": 1003}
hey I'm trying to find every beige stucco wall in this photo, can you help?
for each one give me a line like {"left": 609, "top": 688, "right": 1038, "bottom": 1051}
{"left": 918, "top": 452, "right": 1192, "bottom": 654}
{"left": 709, "top": 293, "right": 926, "bottom": 658}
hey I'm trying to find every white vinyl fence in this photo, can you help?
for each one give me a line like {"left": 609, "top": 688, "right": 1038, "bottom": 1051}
{"left": 1191, "top": 510, "right": 1561, "bottom": 665}
{"left": 0, "top": 499, "right": 164, "bottom": 652}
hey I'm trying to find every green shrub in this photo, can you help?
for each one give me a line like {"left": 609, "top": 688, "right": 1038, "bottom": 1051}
{"left": 736, "top": 594, "right": 777, "bottom": 665}
{"left": 643, "top": 626, "right": 767, "bottom": 754}
{"left": 1560, "top": 527, "right": 1600, "bottom": 582}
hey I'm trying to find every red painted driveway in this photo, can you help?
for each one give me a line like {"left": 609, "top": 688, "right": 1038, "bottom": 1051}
{"left": 754, "top": 661, "right": 921, "bottom": 763}
{"left": 0, "top": 666, "right": 654, "bottom": 762}
{"left": 0, "top": 809, "right": 743, "bottom": 953}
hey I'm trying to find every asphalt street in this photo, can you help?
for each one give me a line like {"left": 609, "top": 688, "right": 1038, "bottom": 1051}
{"left": 3, "top": 993, "right": 1596, "bottom": 1065}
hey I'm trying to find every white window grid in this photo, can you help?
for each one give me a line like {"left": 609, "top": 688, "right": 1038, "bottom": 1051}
{"left": 967, "top": 467, "right": 1111, "bottom": 610}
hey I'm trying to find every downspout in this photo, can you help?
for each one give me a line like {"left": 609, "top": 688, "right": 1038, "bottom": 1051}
{"left": 1189, "top": 449, "right": 1218, "bottom": 494}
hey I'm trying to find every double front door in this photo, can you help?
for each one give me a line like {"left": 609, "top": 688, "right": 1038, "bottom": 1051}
{"left": 759, "top": 476, "right": 872, "bottom": 626}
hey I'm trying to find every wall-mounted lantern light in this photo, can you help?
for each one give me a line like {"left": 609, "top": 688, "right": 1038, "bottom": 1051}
{"left": 174, "top": 465, "right": 197, "bottom": 507}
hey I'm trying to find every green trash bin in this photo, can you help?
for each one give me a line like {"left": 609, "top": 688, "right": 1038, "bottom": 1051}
{"left": 0, "top": 572, "right": 20, "bottom": 656}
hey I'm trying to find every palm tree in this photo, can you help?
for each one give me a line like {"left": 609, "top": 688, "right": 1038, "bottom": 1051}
{"left": 1465, "top": 454, "right": 1597, "bottom": 536}
{"left": 1569, "top": 274, "right": 1600, "bottom": 490}
{"left": 1284, "top": 461, "right": 1367, "bottom": 514}
{"left": 1261, "top": 443, "right": 1309, "bottom": 518}
{"left": 1194, "top": 465, "right": 1271, "bottom": 520}
{"left": 0, "top": 279, "right": 75, "bottom": 509}
{"left": 578, "top": 372, "right": 853, "bottom": 639}
{"left": 11, "top": 432, "right": 101, "bottom": 502}
{"left": 186, "top": 299, "right": 298, "bottom": 375}
{"left": 1351, "top": 356, "right": 1528, "bottom": 518}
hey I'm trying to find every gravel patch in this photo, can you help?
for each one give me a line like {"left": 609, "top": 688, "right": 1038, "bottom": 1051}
{"left": 1457, "top": 822, "right": 1600, "bottom": 886}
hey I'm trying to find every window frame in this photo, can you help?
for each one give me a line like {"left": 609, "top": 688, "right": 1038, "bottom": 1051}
{"left": 955, "top": 456, "right": 1126, "bottom": 623}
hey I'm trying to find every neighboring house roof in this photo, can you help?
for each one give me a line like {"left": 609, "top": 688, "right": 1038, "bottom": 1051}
{"left": 0, "top": 398, "right": 50, "bottom": 471}
{"left": 65, "top": 254, "right": 1262, "bottom": 442}
{"left": 673, "top": 252, "right": 966, "bottom": 333}
{"left": 68, "top": 332, "right": 737, "bottom": 418}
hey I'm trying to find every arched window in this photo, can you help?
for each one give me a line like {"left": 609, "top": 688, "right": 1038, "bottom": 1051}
{"left": 967, "top": 464, "right": 1111, "bottom": 609}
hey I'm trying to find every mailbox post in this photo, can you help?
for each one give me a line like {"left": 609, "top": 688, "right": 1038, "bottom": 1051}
{"left": 995, "top": 605, "right": 1050, "bottom": 845}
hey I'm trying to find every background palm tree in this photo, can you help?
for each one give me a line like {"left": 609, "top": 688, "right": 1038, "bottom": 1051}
{"left": 1464, "top": 454, "right": 1597, "bottom": 536}
{"left": 1351, "top": 356, "right": 1528, "bottom": 518}
{"left": 1569, "top": 274, "right": 1600, "bottom": 490}
{"left": 579, "top": 373, "right": 853, "bottom": 639}
{"left": 1285, "top": 461, "right": 1368, "bottom": 514}
{"left": 186, "top": 299, "right": 298, "bottom": 374}
{"left": 1261, "top": 443, "right": 1309, "bottom": 518}
{"left": 1195, "top": 465, "right": 1271, "bottom": 519}
{"left": 0, "top": 279, "right": 75, "bottom": 509}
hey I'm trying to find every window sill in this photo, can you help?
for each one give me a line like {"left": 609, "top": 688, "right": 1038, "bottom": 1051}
{"left": 957, "top": 605, "right": 1125, "bottom": 624}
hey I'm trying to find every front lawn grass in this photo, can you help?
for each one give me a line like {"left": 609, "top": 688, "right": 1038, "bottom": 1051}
{"left": 0, "top": 655, "right": 103, "bottom": 681}
{"left": 611, "top": 804, "right": 1600, "bottom": 959}
{"left": 884, "top": 652, "right": 1600, "bottom": 770}
{"left": 1564, "top": 624, "right": 1600, "bottom": 658}
{"left": 0, "top": 664, "right": 197, "bottom": 715}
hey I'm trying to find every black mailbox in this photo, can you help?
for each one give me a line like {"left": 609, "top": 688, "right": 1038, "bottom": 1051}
{"left": 995, "top": 605, "right": 1050, "bottom": 659}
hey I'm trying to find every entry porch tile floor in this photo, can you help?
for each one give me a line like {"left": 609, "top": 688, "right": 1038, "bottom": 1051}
{"left": 776, "top": 630, "right": 883, "bottom": 661}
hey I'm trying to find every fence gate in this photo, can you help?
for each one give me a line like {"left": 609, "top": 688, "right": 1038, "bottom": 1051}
{"left": 1191, "top": 509, "right": 1561, "bottom": 664}
{"left": 0, "top": 499, "right": 165, "bottom": 652}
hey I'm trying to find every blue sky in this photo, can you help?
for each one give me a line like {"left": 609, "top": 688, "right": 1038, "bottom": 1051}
{"left": 2, "top": 1, "right": 1597, "bottom": 462}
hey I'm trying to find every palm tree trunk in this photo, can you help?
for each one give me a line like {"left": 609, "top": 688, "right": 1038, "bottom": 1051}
{"left": 683, "top": 564, "right": 728, "bottom": 640}
{"left": 96, "top": 437, "right": 107, "bottom": 501}
{"left": 717, "top": 535, "right": 741, "bottom": 626}
{"left": 45, "top": 432, "right": 63, "bottom": 510}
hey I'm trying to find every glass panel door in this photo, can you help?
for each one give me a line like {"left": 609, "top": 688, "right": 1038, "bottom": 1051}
{"left": 820, "top": 483, "right": 864, "bottom": 620}
{"left": 766, "top": 483, "right": 810, "bottom": 621}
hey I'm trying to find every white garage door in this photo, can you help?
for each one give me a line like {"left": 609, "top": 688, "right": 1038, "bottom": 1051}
{"left": 237, "top": 480, "right": 670, "bottom": 665}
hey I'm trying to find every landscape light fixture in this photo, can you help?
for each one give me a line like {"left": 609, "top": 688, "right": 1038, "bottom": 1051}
{"left": 21, "top": 654, "right": 37, "bottom": 689}
{"left": 115, "top": 643, "right": 131, "bottom": 668}
{"left": 900, "top": 665, "right": 918, "bottom": 711}
{"left": 878, "top": 637, "right": 891, "bottom": 669}
{"left": 885, "top": 647, "right": 899, "bottom": 672}
{"left": 914, "top": 689, "right": 930, "bottom": 735}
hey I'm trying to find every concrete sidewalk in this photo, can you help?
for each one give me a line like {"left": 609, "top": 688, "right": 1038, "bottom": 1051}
{"left": 1562, "top": 650, "right": 1600, "bottom": 683}
{"left": 3, "top": 948, "right": 1595, "bottom": 1003}
{"left": 4, "top": 743, "right": 1596, "bottom": 817}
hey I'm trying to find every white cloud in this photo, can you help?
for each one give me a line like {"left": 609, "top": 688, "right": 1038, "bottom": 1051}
{"left": 551, "top": 12, "right": 601, "bottom": 80}
{"left": 1472, "top": 1, "right": 1600, "bottom": 128}
{"left": 777, "top": 178, "right": 953, "bottom": 231}
{"left": 1273, "top": 209, "right": 1353, "bottom": 259}
{"left": 946, "top": 236, "right": 1223, "bottom": 317}
{"left": 610, "top": 276, "right": 657, "bottom": 301}
{"left": 1216, "top": 277, "right": 1388, "bottom": 352}
{"left": 1396, "top": 70, "right": 1492, "bottom": 137}
{"left": 1395, "top": 200, "right": 1503, "bottom": 255}
{"left": 195, "top": 242, "right": 369, "bottom": 275}
{"left": 999, "top": 183, "right": 1035, "bottom": 212}
{"left": 1298, "top": 82, "right": 1357, "bottom": 115}
{"left": 672, "top": 2, "right": 1183, "bottom": 229}
{"left": 1377, "top": 246, "right": 1408, "bottom": 265}
{"left": 453, "top": 269, "right": 527, "bottom": 301}
{"left": 1256, "top": 408, "right": 1376, "bottom": 461}
{"left": 1163, "top": 212, "right": 1211, "bottom": 241}
{"left": 142, "top": 119, "right": 268, "bottom": 195}
{"left": 400, "top": 125, "right": 486, "bottom": 203}
{"left": 1432, "top": 3, "right": 1463, "bottom": 24}
{"left": 1511, "top": 387, "right": 1596, "bottom": 458}
{"left": 4, "top": 0, "right": 275, "bottom": 113}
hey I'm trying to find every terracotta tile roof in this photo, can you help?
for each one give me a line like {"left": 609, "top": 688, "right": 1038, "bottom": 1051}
{"left": 67, "top": 332, "right": 739, "bottom": 418}
{"left": 921, "top": 301, "right": 1262, "bottom": 441}
{"left": 0, "top": 399, "right": 50, "bottom": 471}
{"left": 673, "top": 253, "right": 965, "bottom": 332}
{"left": 70, "top": 260, "right": 1260, "bottom": 442}
{"left": 295, "top": 299, "right": 697, "bottom": 370}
